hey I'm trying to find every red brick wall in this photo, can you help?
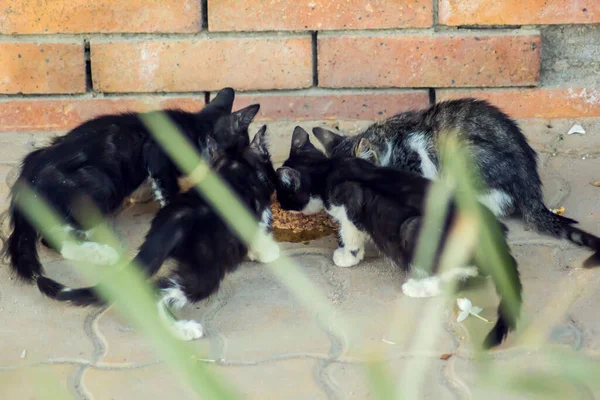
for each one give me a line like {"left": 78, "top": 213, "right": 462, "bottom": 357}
{"left": 0, "top": 0, "right": 598, "bottom": 135}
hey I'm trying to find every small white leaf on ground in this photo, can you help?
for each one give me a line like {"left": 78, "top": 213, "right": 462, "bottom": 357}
{"left": 381, "top": 339, "right": 397, "bottom": 345}
{"left": 567, "top": 124, "right": 586, "bottom": 135}
{"left": 457, "top": 297, "right": 489, "bottom": 323}
{"left": 21, "top": 349, "right": 27, "bottom": 359}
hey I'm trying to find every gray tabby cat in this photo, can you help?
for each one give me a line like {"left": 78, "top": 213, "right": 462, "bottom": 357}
{"left": 312, "top": 98, "right": 600, "bottom": 264}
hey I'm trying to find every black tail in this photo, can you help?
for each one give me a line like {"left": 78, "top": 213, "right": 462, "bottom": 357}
{"left": 7, "top": 207, "right": 43, "bottom": 282}
{"left": 35, "top": 211, "right": 188, "bottom": 307}
{"left": 526, "top": 205, "right": 600, "bottom": 267}
{"left": 482, "top": 231, "right": 523, "bottom": 349}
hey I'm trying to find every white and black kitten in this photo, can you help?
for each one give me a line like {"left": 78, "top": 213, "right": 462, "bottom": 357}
{"left": 36, "top": 126, "right": 279, "bottom": 340}
{"left": 312, "top": 99, "right": 600, "bottom": 261}
{"left": 276, "top": 127, "right": 522, "bottom": 348}
{"left": 7, "top": 88, "right": 260, "bottom": 283}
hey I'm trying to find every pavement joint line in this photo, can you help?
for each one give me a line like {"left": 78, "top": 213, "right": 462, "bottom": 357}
{"left": 69, "top": 307, "right": 109, "bottom": 400}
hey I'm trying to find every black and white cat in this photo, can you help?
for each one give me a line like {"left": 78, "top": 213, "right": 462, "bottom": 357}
{"left": 276, "top": 127, "right": 522, "bottom": 348}
{"left": 311, "top": 99, "right": 600, "bottom": 260}
{"left": 36, "top": 126, "right": 280, "bottom": 340}
{"left": 7, "top": 87, "right": 260, "bottom": 283}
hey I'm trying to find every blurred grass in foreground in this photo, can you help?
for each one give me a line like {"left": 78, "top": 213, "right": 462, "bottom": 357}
{"left": 8, "top": 114, "right": 600, "bottom": 399}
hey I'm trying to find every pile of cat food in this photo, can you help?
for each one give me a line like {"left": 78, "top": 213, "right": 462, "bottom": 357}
{"left": 271, "top": 199, "right": 337, "bottom": 243}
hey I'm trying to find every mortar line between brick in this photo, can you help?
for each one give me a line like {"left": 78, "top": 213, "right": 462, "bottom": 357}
{"left": 0, "top": 27, "right": 542, "bottom": 42}
{"left": 432, "top": 0, "right": 440, "bottom": 28}
{"left": 312, "top": 31, "right": 319, "bottom": 87}
{"left": 201, "top": 0, "right": 208, "bottom": 30}
{"left": 0, "top": 87, "right": 432, "bottom": 101}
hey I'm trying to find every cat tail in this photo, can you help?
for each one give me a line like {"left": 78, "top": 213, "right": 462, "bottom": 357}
{"left": 525, "top": 204, "right": 600, "bottom": 267}
{"left": 6, "top": 207, "right": 43, "bottom": 283}
{"left": 37, "top": 211, "right": 191, "bottom": 307}
{"left": 483, "top": 246, "right": 523, "bottom": 349}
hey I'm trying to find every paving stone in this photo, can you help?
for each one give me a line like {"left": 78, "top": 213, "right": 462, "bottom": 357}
{"left": 215, "top": 360, "right": 325, "bottom": 399}
{"left": 0, "top": 133, "right": 35, "bottom": 164}
{"left": 82, "top": 364, "right": 197, "bottom": 399}
{"left": 0, "top": 258, "right": 94, "bottom": 367}
{"left": 328, "top": 359, "right": 456, "bottom": 399}
{"left": 209, "top": 255, "right": 334, "bottom": 361}
{"left": 0, "top": 365, "right": 76, "bottom": 399}
{"left": 447, "top": 354, "right": 600, "bottom": 400}
{"left": 325, "top": 255, "right": 458, "bottom": 361}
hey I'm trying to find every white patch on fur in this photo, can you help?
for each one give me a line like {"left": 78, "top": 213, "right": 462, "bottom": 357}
{"left": 408, "top": 133, "right": 438, "bottom": 179}
{"left": 248, "top": 234, "right": 280, "bottom": 263}
{"left": 160, "top": 282, "right": 188, "bottom": 310}
{"left": 477, "top": 189, "right": 513, "bottom": 217}
{"left": 402, "top": 266, "right": 479, "bottom": 298}
{"left": 60, "top": 241, "right": 119, "bottom": 265}
{"left": 301, "top": 196, "right": 324, "bottom": 214}
{"left": 280, "top": 173, "right": 293, "bottom": 187}
{"left": 379, "top": 141, "right": 394, "bottom": 167}
{"left": 156, "top": 283, "right": 203, "bottom": 341}
{"left": 247, "top": 209, "right": 280, "bottom": 263}
{"left": 327, "top": 205, "right": 366, "bottom": 268}
{"left": 150, "top": 178, "right": 166, "bottom": 207}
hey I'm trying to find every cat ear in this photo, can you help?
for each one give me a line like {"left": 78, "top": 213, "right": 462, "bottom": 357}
{"left": 209, "top": 87, "right": 235, "bottom": 113}
{"left": 277, "top": 167, "right": 301, "bottom": 191}
{"left": 355, "top": 138, "right": 378, "bottom": 164}
{"left": 312, "top": 127, "right": 344, "bottom": 156}
{"left": 199, "top": 87, "right": 235, "bottom": 117}
{"left": 290, "top": 126, "right": 319, "bottom": 156}
{"left": 232, "top": 104, "right": 260, "bottom": 132}
{"left": 249, "top": 125, "right": 269, "bottom": 157}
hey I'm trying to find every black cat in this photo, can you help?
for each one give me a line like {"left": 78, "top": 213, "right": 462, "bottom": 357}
{"left": 7, "top": 88, "right": 260, "bottom": 283}
{"left": 37, "top": 126, "right": 280, "bottom": 340}
{"left": 276, "top": 127, "right": 522, "bottom": 348}
{"left": 312, "top": 99, "right": 600, "bottom": 261}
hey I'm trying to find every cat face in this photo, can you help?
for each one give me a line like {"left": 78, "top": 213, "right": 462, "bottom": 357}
{"left": 211, "top": 104, "right": 260, "bottom": 155}
{"left": 276, "top": 127, "right": 327, "bottom": 213}
{"left": 242, "top": 125, "right": 277, "bottom": 191}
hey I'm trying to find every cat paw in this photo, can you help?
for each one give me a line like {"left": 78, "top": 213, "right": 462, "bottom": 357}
{"left": 170, "top": 320, "right": 204, "bottom": 341}
{"left": 248, "top": 236, "right": 280, "bottom": 263}
{"left": 333, "top": 247, "right": 362, "bottom": 268}
{"left": 401, "top": 278, "right": 440, "bottom": 298}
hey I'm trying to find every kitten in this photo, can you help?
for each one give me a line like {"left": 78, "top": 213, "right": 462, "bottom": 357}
{"left": 7, "top": 87, "right": 261, "bottom": 283}
{"left": 312, "top": 99, "right": 600, "bottom": 262}
{"left": 276, "top": 127, "right": 522, "bottom": 348}
{"left": 36, "top": 126, "right": 280, "bottom": 340}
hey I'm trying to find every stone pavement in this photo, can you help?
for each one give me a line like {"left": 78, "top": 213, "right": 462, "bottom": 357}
{"left": 1, "top": 118, "right": 600, "bottom": 399}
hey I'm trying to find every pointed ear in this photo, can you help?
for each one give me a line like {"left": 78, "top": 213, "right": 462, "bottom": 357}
{"left": 355, "top": 138, "right": 378, "bottom": 164}
{"left": 203, "top": 135, "right": 223, "bottom": 164}
{"left": 291, "top": 126, "right": 309, "bottom": 150}
{"left": 200, "top": 87, "right": 235, "bottom": 117}
{"left": 232, "top": 104, "right": 260, "bottom": 132}
{"left": 312, "top": 127, "right": 344, "bottom": 156}
{"left": 277, "top": 167, "right": 301, "bottom": 191}
{"left": 249, "top": 125, "right": 269, "bottom": 156}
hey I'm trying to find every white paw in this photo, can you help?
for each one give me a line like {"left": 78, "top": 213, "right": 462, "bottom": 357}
{"left": 61, "top": 242, "right": 120, "bottom": 265}
{"left": 170, "top": 320, "right": 204, "bottom": 341}
{"left": 401, "top": 278, "right": 441, "bottom": 298}
{"left": 332, "top": 247, "right": 362, "bottom": 268}
{"left": 248, "top": 235, "right": 281, "bottom": 264}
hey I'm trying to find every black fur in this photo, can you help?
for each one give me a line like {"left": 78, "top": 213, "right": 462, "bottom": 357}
{"left": 37, "top": 126, "right": 277, "bottom": 312}
{"left": 7, "top": 88, "right": 261, "bottom": 283}
{"left": 312, "top": 99, "right": 600, "bottom": 263}
{"left": 277, "top": 127, "right": 522, "bottom": 348}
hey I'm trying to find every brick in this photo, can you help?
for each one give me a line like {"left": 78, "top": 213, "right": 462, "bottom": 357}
{"left": 439, "top": 0, "right": 599, "bottom": 26}
{"left": 0, "top": 43, "right": 85, "bottom": 94}
{"left": 0, "top": 97, "right": 205, "bottom": 133}
{"left": 0, "top": 0, "right": 201, "bottom": 34}
{"left": 91, "top": 38, "right": 312, "bottom": 93}
{"left": 436, "top": 88, "right": 600, "bottom": 119}
{"left": 208, "top": 0, "right": 432, "bottom": 31}
{"left": 211, "top": 90, "right": 430, "bottom": 120}
{"left": 318, "top": 33, "right": 541, "bottom": 88}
